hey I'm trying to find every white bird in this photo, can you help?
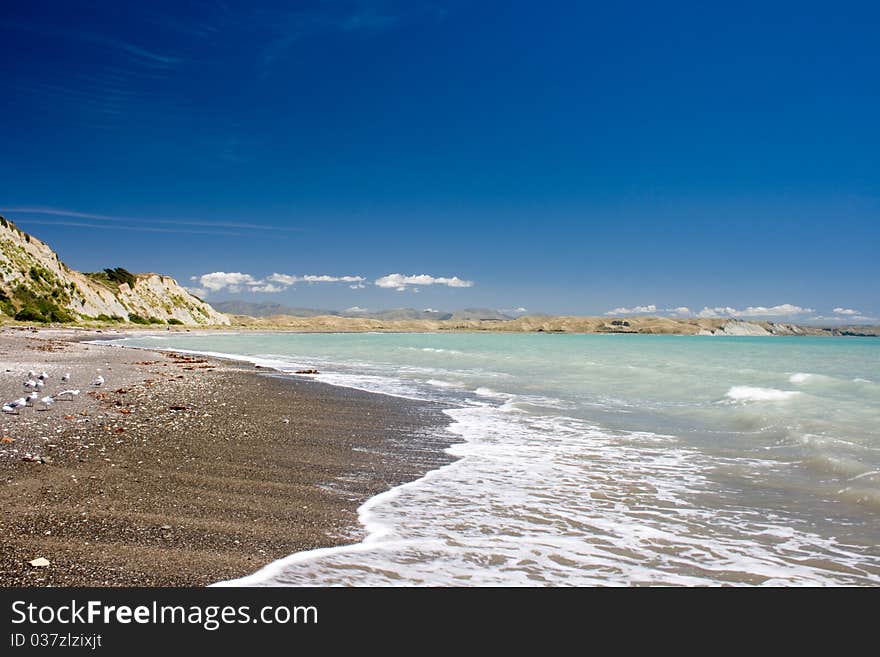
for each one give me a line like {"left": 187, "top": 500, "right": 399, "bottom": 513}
{"left": 61, "top": 372, "right": 71, "bottom": 382}
{"left": 56, "top": 389, "right": 80, "bottom": 399}
{"left": 38, "top": 371, "right": 49, "bottom": 381}
{"left": 39, "top": 395, "right": 55, "bottom": 410}
{"left": 24, "top": 391, "right": 38, "bottom": 405}
{"left": 35, "top": 380, "right": 45, "bottom": 390}
{"left": 23, "top": 379, "right": 37, "bottom": 389}
{"left": 91, "top": 374, "right": 104, "bottom": 387}
{"left": 2, "top": 398, "right": 27, "bottom": 413}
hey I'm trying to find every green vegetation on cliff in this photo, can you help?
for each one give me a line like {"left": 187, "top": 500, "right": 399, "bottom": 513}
{"left": 84, "top": 267, "right": 137, "bottom": 290}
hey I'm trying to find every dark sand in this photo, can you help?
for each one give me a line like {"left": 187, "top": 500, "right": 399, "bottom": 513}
{"left": 0, "top": 328, "right": 454, "bottom": 586}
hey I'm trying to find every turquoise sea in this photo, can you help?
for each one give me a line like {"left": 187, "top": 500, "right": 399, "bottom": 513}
{"left": 112, "top": 332, "right": 880, "bottom": 585}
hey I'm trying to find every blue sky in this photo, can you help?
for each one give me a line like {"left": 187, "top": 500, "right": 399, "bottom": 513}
{"left": 1, "top": 1, "right": 878, "bottom": 322}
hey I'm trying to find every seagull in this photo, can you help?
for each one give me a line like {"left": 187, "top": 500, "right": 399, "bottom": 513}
{"left": 2, "top": 398, "right": 27, "bottom": 414}
{"left": 24, "top": 391, "right": 38, "bottom": 406}
{"left": 56, "top": 389, "right": 80, "bottom": 400}
{"left": 23, "top": 379, "right": 37, "bottom": 389}
{"left": 35, "top": 380, "right": 45, "bottom": 390}
{"left": 38, "top": 395, "right": 55, "bottom": 411}
{"left": 38, "top": 371, "right": 49, "bottom": 381}
{"left": 91, "top": 374, "right": 105, "bottom": 387}
{"left": 61, "top": 372, "right": 71, "bottom": 382}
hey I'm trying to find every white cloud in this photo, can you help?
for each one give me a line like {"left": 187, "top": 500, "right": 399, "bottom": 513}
{"left": 349, "top": 283, "right": 366, "bottom": 289}
{"left": 737, "top": 304, "right": 813, "bottom": 317}
{"left": 697, "top": 306, "right": 734, "bottom": 318}
{"left": 184, "top": 286, "right": 207, "bottom": 298}
{"left": 302, "top": 275, "right": 365, "bottom": 283}
{"left": 810, "top": 313, "right": 877, "bottom": 323}
{"left": 599, "top": 303, "right": 869, "bottom": 322}
{"left": 604, "top": 304, "right": 657, "bottom": 316}
{"left": 345, "top": 306, "right": 368, "bottom": 313}
{"left": 697, "top": 304, "right": 813, "bottom": 319}
{"left": 267, "top": 273, "right": 365, "bottom": 285}
{"left": 375, "top": 273, "right": 474, "bottom": 291}
{"left": 192, "top": 271, "right": 367, "bottom": 294}
{"left": 249, "top": 283, "right": 286, "bottom": 293}
{"left": 266, "top": 273, "right": 298, "bottom": 286}
{"left": 193, "top": 272, "right": 261, "bottom": 292}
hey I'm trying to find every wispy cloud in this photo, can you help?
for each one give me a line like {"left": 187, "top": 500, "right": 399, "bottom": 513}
{"left": 4, "top": 207, "right": 302, "bottom": 235}
{"left": 140, "top": 7, "right": 224, "bottom": 40}
{"left": 0, "top": 19, "right": 183, "bottom": 69}
{"left": 0, "top": 9, "right": 203, "bottom": 133}
{"left": 252, "top": 2, "right": 446, "bottom": 73}
{"left": 12, "top": 219, "right": 253, "bottom": 238}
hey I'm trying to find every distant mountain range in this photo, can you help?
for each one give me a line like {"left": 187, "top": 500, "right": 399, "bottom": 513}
{"left": 211, "top": 300, "right": 515, "bottom": 321}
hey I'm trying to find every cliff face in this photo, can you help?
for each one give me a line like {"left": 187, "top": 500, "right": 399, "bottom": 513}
{"left": 0, "top": 217, "right": 229, "bottom": 325}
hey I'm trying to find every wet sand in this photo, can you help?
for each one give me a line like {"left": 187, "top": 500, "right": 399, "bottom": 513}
{"left": 0, "top": 327, "right": 454, "bottom": 586}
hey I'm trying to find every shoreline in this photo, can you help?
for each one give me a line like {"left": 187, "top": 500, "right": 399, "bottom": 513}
{"left": 2, "top": 318, "right": 878, "bottom": 339}
{"left": 0, "top": 328, "right": 457, "bottom": 586}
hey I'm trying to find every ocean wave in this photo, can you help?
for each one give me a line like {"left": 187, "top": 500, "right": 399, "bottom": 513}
{"left": 426, "top": 379, "right": 461, "bottom": 389}
{"left": 474, "top": 387, "right": 512, "bottom": 399}
{"left": 789, "top": 372, "right": 842, "bottom": 385}
{"left": 803, "top": 453, "right": 871, "bottom": 478}
{"left": 726, "top": 386, "right": 801, "bottom": 402}
{"left": 402, "top": 347, "right": 463, "bottom": 354}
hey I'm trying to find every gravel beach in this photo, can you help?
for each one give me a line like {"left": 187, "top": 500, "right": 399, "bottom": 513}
{"left": 0, "top": 327, "right": 454, "bottom": 586}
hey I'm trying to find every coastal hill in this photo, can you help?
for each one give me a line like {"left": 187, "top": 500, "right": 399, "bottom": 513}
{"left": 225, "top": 310, "right": 879, "bottom": 336}
{"left": 0, "top": 217, "right": 229, "bottom": 325}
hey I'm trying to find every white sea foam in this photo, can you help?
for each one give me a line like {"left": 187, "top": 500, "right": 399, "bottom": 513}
{"left": 789, "top": 372, "right": 813, "bottom": 384}
{"left": 426, "top": 379, "right": 460, "bottom": 389}
{"left": 474, "top": 386, "right": 511, "bottom": 399}
{"left": 217, "top": 400, "right": 880, "bottom": 586}
{"left": 726, "top": 386, "right": 801, "bottom": 402}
